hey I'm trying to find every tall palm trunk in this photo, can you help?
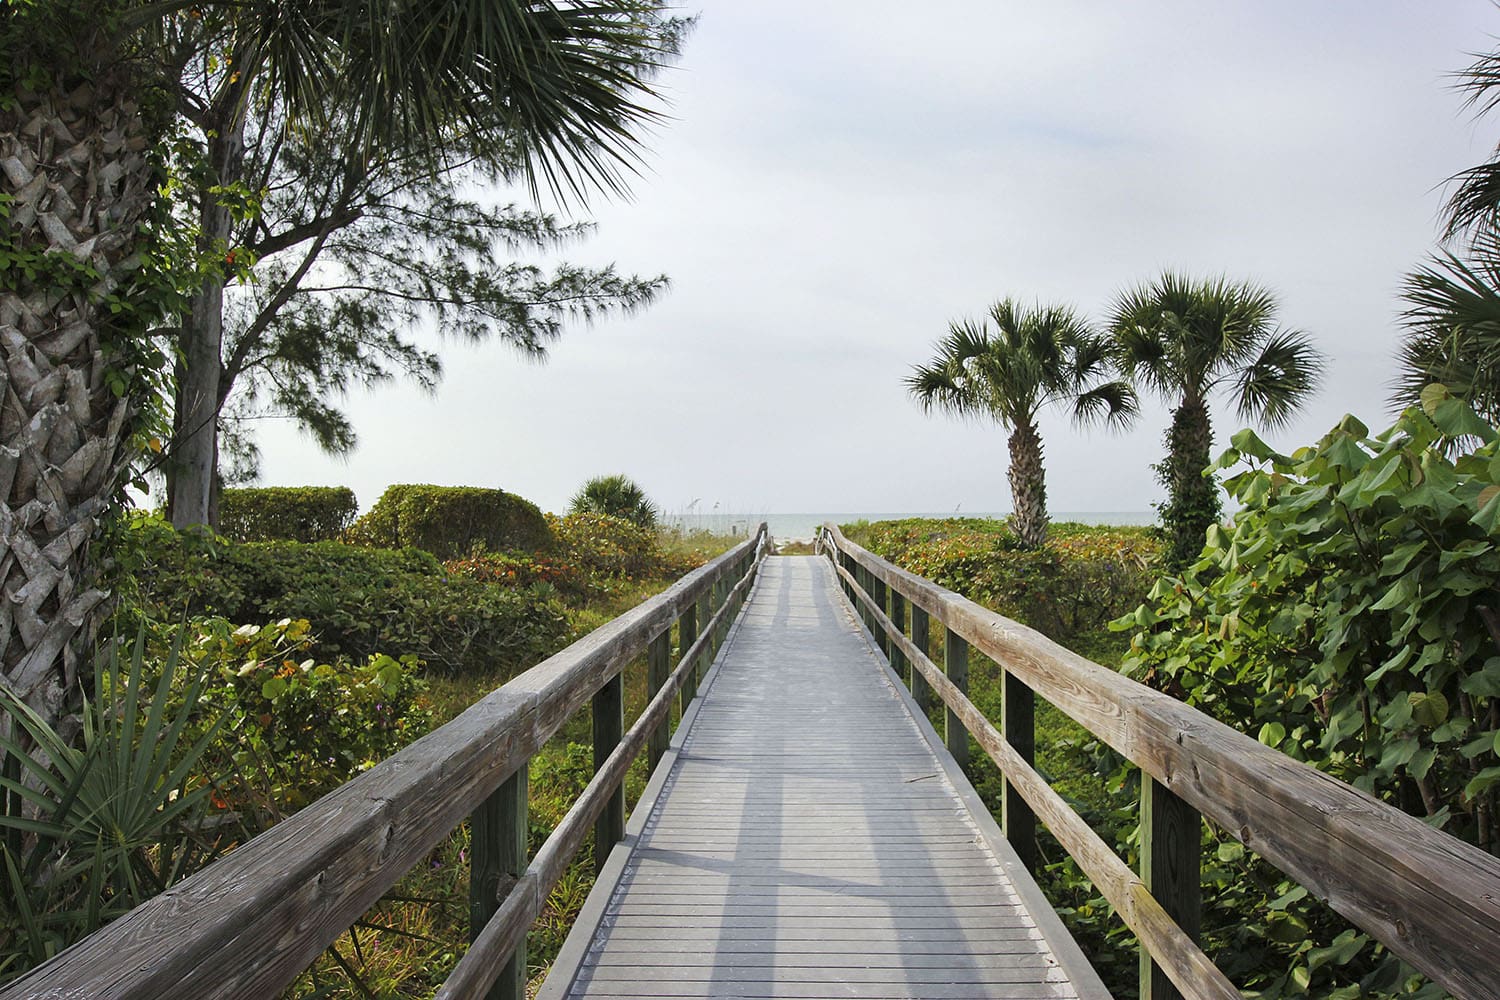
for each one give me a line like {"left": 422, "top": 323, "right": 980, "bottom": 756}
{"left": 1007, "top": 420, "right": 1049, "bottom": 549}
{"left": 0, "top": 66, "right": 156, "bottom": 731}
{"left": 1159, "top": 395, "right": 1221, "bottom": 569}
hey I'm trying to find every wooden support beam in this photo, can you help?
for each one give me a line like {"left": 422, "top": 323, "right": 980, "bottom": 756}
{"left": 871, "top": 575, "right": 889, "bottom": 657}
{"left": 592, "top": 673, "right": 624, "bottom": 874}
{"left": 889, "top": 590, "right": 908, "bottom": 681}
{"left": 910, "top": 605, "right": 932, "bottom": 712}
{"left": 647, "top": 627, "right": 671, "bottom": 771}
{"left": 944, "top": 627, "right": 969, "bottom": 768}
{"left": 1141, "top": 778, "right": 1202, "bottom": 1000}
{"left": 469, "top": 763, "right": 528, "bottom": 1000}
{"left": 1004, "top": 670, "right": 1037, "bottom": 874}
{"left": 679, "top": 603, "right": 699, "bottom": 707}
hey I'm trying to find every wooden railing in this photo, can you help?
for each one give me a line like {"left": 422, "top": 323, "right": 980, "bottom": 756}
{"left": 5, "top": 525, "right": 771, "bottom": 1000}
{"left": 818, "top": 522, "right": 1500, "bottom": 1000}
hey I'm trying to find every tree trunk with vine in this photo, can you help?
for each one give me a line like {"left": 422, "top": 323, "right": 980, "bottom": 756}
{"left": 1008, "top": 420, "right": 1049, "bottom": 550}
{"left": 1157, "top": 395, "right": 1221, "bottom": 569}
{"left": 0, "top": 58, "right": 158, "bottom": 732}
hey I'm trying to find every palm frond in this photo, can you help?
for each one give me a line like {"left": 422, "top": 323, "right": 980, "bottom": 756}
{"left": 1230, "top": 329, "right": 1324, "bottom": 430}
{"left": 1393, "top": 237, "right": 1500, "bottom": 421}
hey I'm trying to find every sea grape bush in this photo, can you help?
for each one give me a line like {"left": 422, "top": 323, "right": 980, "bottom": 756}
{"left": 134, "top": 617, "right": 433, "bottom": 819}
{"left": 1115, "top": 390, "right": 1500, "bottom": 997}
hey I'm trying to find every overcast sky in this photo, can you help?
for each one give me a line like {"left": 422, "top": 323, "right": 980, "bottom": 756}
{"left": 255, "top": 0, "right": 1500, "bottom": 518}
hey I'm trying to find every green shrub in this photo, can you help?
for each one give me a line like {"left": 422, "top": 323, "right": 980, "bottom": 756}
{"left": 346, "top": 484, "right": 551, "bottom": 558}
{"left": 122, "top": 519, "right": 570, "bottom": 676}
{"left": 219, "top": 486, "right": 358, "bottom": 543}
{"left": 548, "top": 512, "right": 659, "bottom": 580}
{"left": 1113, "top": 394, "right": 1500, "bottom": 997}
{"left": 568, "top": 474, "right": 659, "bottom": 528}
{"left": 173, "top": 617, "right": 433, "bottom": 814}
{"left": 844, "top": 517, "right": 1161, "bottom": 649}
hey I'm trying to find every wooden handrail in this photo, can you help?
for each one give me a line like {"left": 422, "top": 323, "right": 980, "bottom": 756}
{"left": 5, "top": 526, "right": 771, "bottom": 1000}
{"left": 819, "top": 522, "right": 1500, "bottom": 1000}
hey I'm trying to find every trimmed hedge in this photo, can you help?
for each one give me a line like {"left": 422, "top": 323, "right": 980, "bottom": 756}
{"left": 122, "top": 520, "right": 570, "bottom": 676}
{"left": 219, "top": 486, "right": 358, "bottom": 543}
{"left": 346, "top": 484, "right": 552, "bottom": 558}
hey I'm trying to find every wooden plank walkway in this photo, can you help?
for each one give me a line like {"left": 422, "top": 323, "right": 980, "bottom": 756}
{"left": 542, "top": 556, "right": 1109, "bottom": 1000}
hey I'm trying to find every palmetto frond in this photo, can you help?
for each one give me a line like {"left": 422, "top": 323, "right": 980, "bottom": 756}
{"left": 1230, "top": 329, "right": 1324, "bottom": 430}
{"left": 906, "top": 299, "right": 1134, "bottom": 430}
{"left": 1443, "top": 48, "right": 1500, "bottom": 238}
{"left": 1108, "top": 271, "right": 1317, "bottom": 421}
{"left": 1394, "top": 232, "right": 1500, "bottom": 421}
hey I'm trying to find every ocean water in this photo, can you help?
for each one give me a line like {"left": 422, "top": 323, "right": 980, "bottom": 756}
{"left": 665, "top": 511, "right": 1156, "bottom": 543}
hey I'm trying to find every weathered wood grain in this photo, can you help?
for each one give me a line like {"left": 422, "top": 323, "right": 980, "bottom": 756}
{"left": 830, "top": 561, "right": 1237, "bottom": 1000}
{"left": 440, "top": 554, "right": 765, "bottom": 999}
{"left": 554, "top": 558, "right": 1104, "bottom": 1000}
{"left": 470, "top": 762, "right": 528, "bottom": 1000}
{"left": 2, "top": 533, "right": 766, "bottom": 1000}
{"left": 823, "top": 523, "right": 1500, "bottom": 1000}
{"left": 1141, "top": 777, "right": 1201, "bottom": 1000}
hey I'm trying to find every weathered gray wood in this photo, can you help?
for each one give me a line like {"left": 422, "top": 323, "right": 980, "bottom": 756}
{"left": 678, "top": 603, "right": 698, "bottom": 708}
{"left": 1141, "top": 778, "right": 1201, "bottom": 1000}
{"left": 647, "top": 628, "right": 671, "bottom": 771}
{"left": 1004, "top": 669, "right": 1036, "bottom": 874}
{"left": 889, "top": 589, "right": 908, "bottom": 682}
{"left": 593, "top": 672, "right": 625, "bottom": 874}
{"left": 824, "top": 522, "right": 1500, "bottom": 1000}
{"left": 3, "top": 531, "right": 765, "bottom": 1000}
{"left": 443, "top": 550, "right": 766, "bottom": 1000}
{"left": 871, "top": 574, "right": 889, "bottom": 656}
{"left": 470, "top": 763, "right": 528, "bottom": 1000}
{"left": 944, "top": 626, "right": 969, "bottom": 768}
{"left": 828, "top": 550, "right": 1237, "bottom": 1000}
{"left": 554, "top": 558, "right": 1104, "bottom": 1000}
{"left": 911, "top": 604, "right": 932, "bottom": 712}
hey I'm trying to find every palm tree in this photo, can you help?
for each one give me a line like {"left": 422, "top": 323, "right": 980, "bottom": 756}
{"left": 906, "top": 300, "right": 1137, "bottom": 549}
{"left": 1393, "top": 227, "right": 1500, "bottom": 423}
{"left": 1, "top": 0, "right": 674, "bottom": 731}
{"left": 1109, "top": 272, "right": 1324, "bottom": 568}
{"left": 570, "top": 475, "right": 660, "bottom": 529}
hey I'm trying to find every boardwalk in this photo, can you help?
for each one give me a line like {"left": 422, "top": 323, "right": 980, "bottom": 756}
{"left": 543, "top": 556, "right": 1107, "bottom": 1000}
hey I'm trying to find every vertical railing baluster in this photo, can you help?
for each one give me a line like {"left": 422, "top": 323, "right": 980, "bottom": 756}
{"left": 944, "top": 627, "right": 969, "bottom": 768}
{"left": 1141, "top": 779, "right": 1202, "bottom": 1000}
{"left": 889, "top": 588, "right": 907, "bottom": 680}
{"left": 1003, "top": 670, "right": 1036, "bottom": 873}
{"left": 470, "top": 762, "right": 528, "bottom": 1000}
{"left": 679, "top": 602, "right": 699, "bottom": 707}
{"left": 647, "top": 626, "right": 671, "bottom": 771}
{"left": 871, "top": 574, "right": 889, "bottom": 657}
{"left": 592, "top": 673, "right": 624, "bottom": 874}
{"left": 910, "top": 605, "right": 932, "bottom": 712}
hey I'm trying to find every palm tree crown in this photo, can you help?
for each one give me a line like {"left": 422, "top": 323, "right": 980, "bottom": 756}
{"left": 570, "top": 474, "right": 660, "bottom": 528}
{"left": 1109, "top": 272, "right": 1323, "bottom": 567}
{"left": 907, "top": 299, "right": 1137, "bottom": 548}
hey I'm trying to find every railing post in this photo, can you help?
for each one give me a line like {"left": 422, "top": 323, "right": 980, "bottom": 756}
{"left": 679, "top": 602, "right": 699, "bottom": 707}
{"left": 889, "top": 589, "right": 907, "bottom": 680}
{"left": 1141, "top": 778, "right": 1202, "bottom": 1000}
{"left": 871, "top": 575, "right": 889, "bottom": 657}
{"left": 648, "top": 626, "right": 671, "bottom": 771}
{"left": 593, "top": 673, "right": 624, "bottom": 874}
{"left": 944, "top": 627, "right": 969, "bottom": 768}
{"left": 910, "top": 605, "right": 932, "bottom": 712}
{"left": 470, "top": 762, "right": 527, "bottom": 1000}
{"left": 1003, "top": 670, "right": 1036, "bottom": 873}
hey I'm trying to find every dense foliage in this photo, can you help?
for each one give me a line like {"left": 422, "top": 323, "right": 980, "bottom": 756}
{"left": 345, "top": 484, "right": 553, "bottom": 559}
{"left": 123, "top": 518, "right": 570, "bottom": 676}
{"left": 843, "top": 517, "right": 1161, "bottom": 655}
{"left": 217, "top": 486, "right": 359, "bottom": 543}
{"left": 1121, "top": 392, "right": 1500, "bottom": 851}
